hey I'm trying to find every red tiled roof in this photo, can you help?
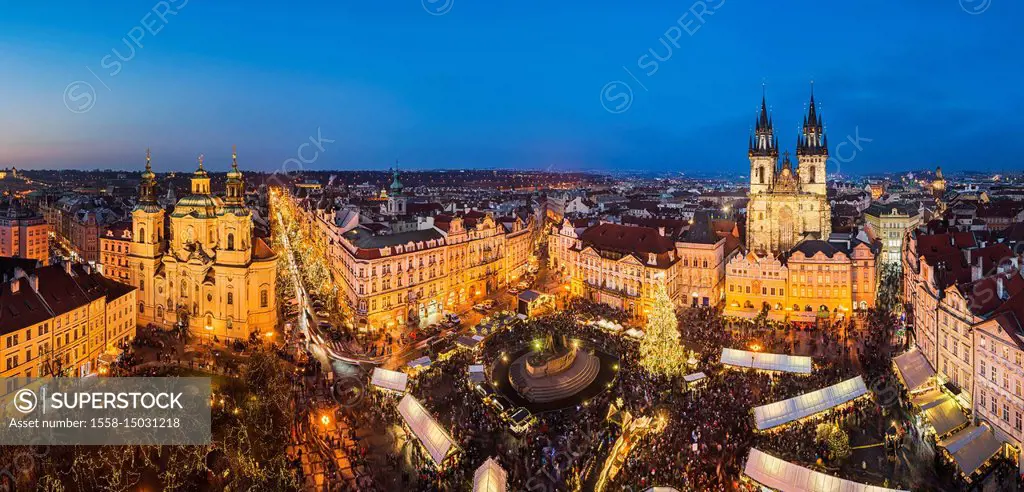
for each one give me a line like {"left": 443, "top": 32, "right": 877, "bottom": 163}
{"left": 578, "top": 223, "right": 675, "bottom": 256}
{"left": 0, "top": 278, "right": 51, "bottom": 335}
{"left": 962, "top": 272, "right": 1024, "bottom": 317}
{"left": 253, "top": 237, "right": 276, "bottom": 260}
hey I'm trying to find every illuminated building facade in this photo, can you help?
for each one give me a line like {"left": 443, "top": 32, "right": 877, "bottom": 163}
{"left": 129, "top": 150, "right": 278, "bottom": 342}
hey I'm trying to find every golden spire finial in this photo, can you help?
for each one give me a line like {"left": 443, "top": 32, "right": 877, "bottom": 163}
{"left": 232, "top": 145, "right": 238, "bottom": 169}
{"left": 145, "top": 148, "right": 151, "bottom": 169}
{"left": 198, "top": 153, "right": 205, "bottom": 170}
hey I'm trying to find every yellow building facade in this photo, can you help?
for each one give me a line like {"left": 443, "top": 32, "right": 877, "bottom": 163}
{"left": 724, "top": 237, "right": 878, "bottom": 322}
{"left": 1, "top": 260, "right": 136, "bottom": 382}
{"left": 129, "top": 150, "right": 277, "bottom": 342}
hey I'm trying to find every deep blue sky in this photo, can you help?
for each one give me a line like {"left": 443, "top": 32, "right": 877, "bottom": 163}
{"left": 1, "top": 0, "right": 1021, "bottom": 174}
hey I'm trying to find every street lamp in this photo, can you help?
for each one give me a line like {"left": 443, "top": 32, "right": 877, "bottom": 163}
{"left": 320, "top": 414, "right": 331, "bottom": 427}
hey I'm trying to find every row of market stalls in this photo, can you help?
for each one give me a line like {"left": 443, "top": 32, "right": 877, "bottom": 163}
{"left": 397, "top": 394, "right": 459, "bottom": 467}
{"left": 892, "top": 347, "right": 1006, "bottom": 482}
{"left": 720, "top": 347, "right": 813, "bottom": 374}
{"left": 743, "top": 448, "right": 907, "bottom": 491}
{"left": 753, "top": 376, "right": 869, "bottom": 431}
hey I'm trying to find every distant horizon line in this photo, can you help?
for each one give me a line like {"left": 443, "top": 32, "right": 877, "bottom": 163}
{"left": 10, "top": 167, "right": 1019, "bottom": 178}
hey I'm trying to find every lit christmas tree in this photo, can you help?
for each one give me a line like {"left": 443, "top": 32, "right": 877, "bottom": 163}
{"left": 638, "top": 278, "right": 686, "bottom": 377}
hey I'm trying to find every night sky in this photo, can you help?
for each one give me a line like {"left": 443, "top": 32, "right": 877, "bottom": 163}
{"left": 1, "top": 0, "right": 1020, "bottom": 174}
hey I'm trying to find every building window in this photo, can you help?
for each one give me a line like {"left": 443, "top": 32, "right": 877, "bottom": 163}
{"left": 260, "top": 290, "right": 268, "bottom": 308}
{"left": 227, "top": 233, "right": 234, "bottom": 250}
{"left": 138, "top": 302, "right": 144, "bottom": 313}
{"left": 227, "top": 292, "right": 233, "bottom": 305}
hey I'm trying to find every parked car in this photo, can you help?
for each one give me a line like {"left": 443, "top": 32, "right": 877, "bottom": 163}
{"left": 315, "top": 310, "right": 330, "bottom": 318}
{"left": 507, "top": 288, "right": 520, "bottom": 295}
{"left": 483, "top": 300, "right": 497, "bottom": 309}
{"left": 473, "top": 304, "right": 488, "bottom": 313}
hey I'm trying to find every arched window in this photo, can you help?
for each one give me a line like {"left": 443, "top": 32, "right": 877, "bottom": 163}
{"left": 758, "top": 166, "right": 765, "bottom": 184}
{"left": 180, "top": 280, "right": 188, "bottom": 298}
{"left": 140, "top": 280, "right": 145, "bottom": 292}
{"left": 260, "top": 290, "right": 268, "bottom": 308}
{"left": 227, "top": 233, "right": 234, "bottom": 250}
{"left": 206, "top": 314, "right": 213, "bottom": 328}
{"left": 809, "top": 166, "right": 816, "bottom": 184}
{"left": 138, "top": 302, "right": 144, "bottom": 313}
{"left": 227, "top": 292, "right": 233, "bottom": 305}
{"left": 157, "top": 306, "right": 163, "bottom": 318}
{"left": 139, "top": 227, "right": 145, "bottom": 243}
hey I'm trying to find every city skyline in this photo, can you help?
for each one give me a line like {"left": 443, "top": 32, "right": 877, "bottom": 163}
{"left": 2, "top": 1, "right": 1021, "bottom": 173}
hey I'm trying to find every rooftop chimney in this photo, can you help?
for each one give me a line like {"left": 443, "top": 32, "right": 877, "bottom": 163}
{"left": 64, "top": 261, "right": 73, "bottom": 276}
{"left": 28, "top": 275, "right": 38, "bottom": 293}
{"left": 10, "top": 279, "right": 19, "bottom": 294}
{"left": 998, "top": 277, "right": 1006, "bottom": 300}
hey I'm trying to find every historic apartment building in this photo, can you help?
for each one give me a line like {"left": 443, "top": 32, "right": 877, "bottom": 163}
{"left": 292, "top": 171, "right": 534, "bottom": 332}
{"left": 724, "top": 233, "right": 878, "bottom": 322}
{"left": 0, "top": 197, "right": 49, "bottom": 264}
{"left": 0, "top": 257, "right": 136, "bottom": 381}
{"left": 129, "top": 150, "right": 278, "bottom": 342}
{"left": 902, "top": 229, "right": 1024, "bottom": 441}
{"left": 745, "top": 91, "right": 831, "bottom": 254}
{"left": 864, "top": 202, "right": 922, "bottom": 265}
{"left": 99, "top": 221, "right": 133, "bottom": 284}
{"left": 549, "top": 212, "right": 738, "bottom": 319}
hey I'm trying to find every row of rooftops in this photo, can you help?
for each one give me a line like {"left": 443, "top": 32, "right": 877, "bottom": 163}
{"left": 563, "top": 211, "right": 743, "bottom": 268}
{"left": 0, "top": 257, "right": 135, "bottom": 335}
{"left": 910, "top": 227, "right": 1024, "bottom": 321}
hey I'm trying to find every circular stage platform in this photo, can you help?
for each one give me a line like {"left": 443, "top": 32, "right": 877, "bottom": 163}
{"left": 489, "top": 343, "right": 619, "bottom": 413}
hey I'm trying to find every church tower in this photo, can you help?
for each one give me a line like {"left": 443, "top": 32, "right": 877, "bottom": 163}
{"left": 386, "top": 166, "right": 408, "bottom": 216}
{"left": 130, "top": 149, "right": 167, "bottom": 324}
{"left": 797, "top": 85, "right": 827, "bottom": 197}
{"left": 749, "top": 89, "right": 778, "bottom": 195}
{"left": 218, "top": 146, "right": 253, "bottom": 266}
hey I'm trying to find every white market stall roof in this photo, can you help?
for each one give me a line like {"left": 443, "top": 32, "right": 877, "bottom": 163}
{"left": 922, "top": 397, "right": 967, "bottom": 437}
{"left": 408, "top": 356, "right": 432, "bottom": 369}
{"left": 370, "top": 368, "right": 408, "bottom": 393}
{"left": 644, "top": 488, "right": 680, "bottom": 492}
{"left": 683, "top": 372, "right": 707, "bottom": 383}
{"left": 893, "top": 347, "right": 935, "bottom": 391}
{"left": 397, "top": 394, "right": 458, "bottom": 466}
{"left": 753, "top": 376, "right": 868, "bottom": 431}
{"left": 473, "top": 457, "right": 508, "bottom": 492}
{"left": 468, "top": 364, "right": 486, "bottom": 384}
{"left": 721, "top": 348, "right": 813, "bottom": 374}
{"left": 457, "top": 335, "right": 484, "bottom": 349}
{"left": 938, "top": 423, "right": 1003, "bottom": 478}
{"left": 911, "top": 389, "right": 947, "bottom": 410}
{"left": 624, "top": 328, "right": 645, "bottom": 339}
{"left": 592, "top": 319, "right": 624, "bottom": 332}
{"left": 744, "top": 448, "right": 907, "bottom": 492}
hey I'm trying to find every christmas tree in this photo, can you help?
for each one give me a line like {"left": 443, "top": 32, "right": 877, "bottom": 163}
{"left": 638, "top": 280, "right": 686, "bottom": 376}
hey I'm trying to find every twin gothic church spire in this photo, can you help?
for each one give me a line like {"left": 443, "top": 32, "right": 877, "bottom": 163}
{"left": 749, "top": 83, "right": 829, "bottom": 172}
